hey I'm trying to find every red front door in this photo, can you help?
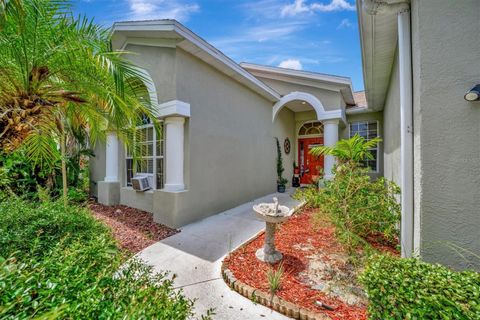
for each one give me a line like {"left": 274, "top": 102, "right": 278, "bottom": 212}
{"left": 298, "top": 137, "right": 324, "bottom": 184}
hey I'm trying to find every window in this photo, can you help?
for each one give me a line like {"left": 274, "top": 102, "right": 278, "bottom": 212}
{"left": 298, "top": 121, "right": 323, "bottom": 136}
{"left": 349, "top": 121, "right": 379, "bottom": 172}
{"left": 126, "top": 119, "right": 164, "bottom": 189}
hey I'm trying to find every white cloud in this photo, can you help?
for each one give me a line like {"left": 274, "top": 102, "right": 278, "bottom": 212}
{"left": 311, "top": 0, "right": 355, "bottom": 12}
{"left": 278, "top": 59, "right": 303, "bottom": 70}
{"left": 127, "top": 0, "right": 199, "bottom": 22}
{"left": 337, "top": 18, "right": 352, "bottom": 29}
{"left": 240, "top": 0, "right": 285, "bottom": 20}
{"left": 281, "top": 0, "right": 311, "bottom": 17}
{"left": 281, "top": 0, "right": 355, "bottom": 17}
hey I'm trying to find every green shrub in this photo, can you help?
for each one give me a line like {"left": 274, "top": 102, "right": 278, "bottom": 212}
{"left": 0, "top": 199, "right": 196, "bottom": 319}
{"left": 0, "top": 150, "right": 48, "bottom": 199}
{"left": 0, "top": 148, "right": 91, "bottom": 201}
{"left": 360, "top": 255, "right": 480, "bottom": 320}
{"left": 0, "top": 200, "right": 106, "bottom": 258}
{"left": 296, "top": 163, "right": 401, "bottom": 254}
{"left": 293, "top": 185, "right": 323, "bottom": 208}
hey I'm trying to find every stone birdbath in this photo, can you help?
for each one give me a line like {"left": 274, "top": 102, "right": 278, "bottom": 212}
{"left": 254, "top": 197, "right": 294, "bottom": 264}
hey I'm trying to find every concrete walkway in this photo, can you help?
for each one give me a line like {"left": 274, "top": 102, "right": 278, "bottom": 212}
{"left": 137, "top": 190, "right": 302, "bottom": 320}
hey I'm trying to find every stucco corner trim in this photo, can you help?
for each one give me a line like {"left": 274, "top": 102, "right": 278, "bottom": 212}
{"left": 155, "top": 100, "right": 191, "bottom": 118}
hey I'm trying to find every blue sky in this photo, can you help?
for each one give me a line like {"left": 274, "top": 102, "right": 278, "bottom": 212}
{"left": 74, "top": 0, "right": 364, "bottom": 91}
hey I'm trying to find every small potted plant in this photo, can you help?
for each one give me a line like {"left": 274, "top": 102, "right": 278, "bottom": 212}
{"left": 275, "top": 138, "right": 288, "bottom": 193}
{"left": 277, "top": 177, "right": 288, "bottom": 193}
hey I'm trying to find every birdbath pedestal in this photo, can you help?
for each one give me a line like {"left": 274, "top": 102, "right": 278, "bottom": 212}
{"left": 253, "top": 197, "right": 293, "bottom": 264}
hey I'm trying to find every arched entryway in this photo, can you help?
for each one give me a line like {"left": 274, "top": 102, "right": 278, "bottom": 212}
{"left": 272, "top": 91, "right": 344, "bottom": 181}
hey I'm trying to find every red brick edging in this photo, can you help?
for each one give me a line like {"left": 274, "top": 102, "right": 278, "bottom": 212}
{"left": 221, "top": 265, "right": 329, "bottom": 320}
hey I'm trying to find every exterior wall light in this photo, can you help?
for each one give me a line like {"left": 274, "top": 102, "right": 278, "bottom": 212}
{"left": 464, "top": 84, "right": 480, "bottom": 101}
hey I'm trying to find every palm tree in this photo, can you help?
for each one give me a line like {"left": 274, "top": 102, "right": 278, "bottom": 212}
{"left": 310, "top": 134, "right": 381, "bottom": 166}
{"left": 0, "top": 0, "right": 159, "bottom": 205}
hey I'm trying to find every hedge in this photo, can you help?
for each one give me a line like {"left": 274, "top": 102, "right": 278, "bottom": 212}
{"left": 360, "top": 255, "right": 480, "bottom": 319}
{"left": 0, "top": 199, "right": 196, "bottom": 319}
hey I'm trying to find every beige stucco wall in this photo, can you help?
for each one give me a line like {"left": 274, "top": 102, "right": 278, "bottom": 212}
{"left": 274, "top": 107, "right": 296, "bottom": 184}
{"left": 149, "top": 48, "right": 295, "bottom": 227}
{"left": 382, "top": 53, "right": 401, "bottom": 186}
{"left": 124, "top": 44, "right": 177, "bottom": 103}
{"left": 411, "top": 0, "right": 480, "bottom": 270}
{"left": 256, "top": 77, "right": 344, "bottom": 111}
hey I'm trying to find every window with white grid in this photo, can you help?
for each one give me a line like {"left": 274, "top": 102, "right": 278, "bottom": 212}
{"left": 349, "top": 121, "right": 379, "bottom": 172}
{"left": 126, "top": 119, "right": 164, "bottom": 189}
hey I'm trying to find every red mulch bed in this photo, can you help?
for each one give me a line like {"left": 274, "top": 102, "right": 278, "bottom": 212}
{"left": 89, "top": 203, "right": 178, "bottom": 254}
{"left": 223, "top": 208, "right": 399, "bottom": 320}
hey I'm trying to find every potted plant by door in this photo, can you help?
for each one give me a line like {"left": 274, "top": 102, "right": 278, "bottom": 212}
{"left": 275, "top": 138, "right": 288, "bottom": 193}
{"left": 277, "top": 177, "right": 288, "bottom": 193}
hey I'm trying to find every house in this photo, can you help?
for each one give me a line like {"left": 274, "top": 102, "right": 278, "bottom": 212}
{"left": 90, "top": 20, "right": 382, "bottom": 229}
{"left": 357, "top": 0, "right": 479, "bottom": 270}
{"left": 91, "top": 0, "right": 479, "bottom": 271}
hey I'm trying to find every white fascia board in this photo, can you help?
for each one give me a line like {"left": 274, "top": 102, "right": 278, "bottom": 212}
{"left": 241, "top": 62, "right": 351, "bottom": 85}
{"left": 346, "top": 106, "right": 370, "bottom": 114}
{"left": 155, "top": 100, "right": 190, "bottom": 118}
{"left": 112, "top": 20, "right": 281, "bottom": 103}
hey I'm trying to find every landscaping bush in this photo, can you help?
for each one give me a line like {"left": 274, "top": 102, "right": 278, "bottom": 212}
{"left": 0, "top": 200, "right": 106, "bottom": 258}
{"left": 0, "top": 149, "right": 91, "bottom": 202}
{"left": 296, "top": 162, "right": 401, "bottom": 254}
{"left": 360, "top": 255, "right": 480, "bottom": 319}
{"left": 0, "top": 150, "right": 49, "bottom": 200}
{"left": 0, "top": 199, "right": 196, "bottom": 319}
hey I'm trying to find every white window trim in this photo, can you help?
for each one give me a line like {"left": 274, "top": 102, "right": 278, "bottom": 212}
{"left": 297, "top": 120, "right": 324, "bottom": 139}
{"left": 125, "top": 121, "right": 165, "bottom": 189}
{"left": 348, "top": 120, "right": 380, "bottom": 173}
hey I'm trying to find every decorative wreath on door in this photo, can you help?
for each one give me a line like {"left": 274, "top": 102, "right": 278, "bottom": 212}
{"left": 284, "top": 138, "right": 291, "bottom": 155}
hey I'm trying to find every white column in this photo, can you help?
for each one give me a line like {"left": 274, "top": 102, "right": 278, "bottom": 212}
{"left": 398, "top": 8, "right": 414, "bottom": 258}
{"left": 323, "top": 119, "right": 339, "bottom": 180}
{"left": 164, "top": 117, "right": 185, "bottom": 191}
{"left": 104, "top": 132, "right": 119, "bottom": 182}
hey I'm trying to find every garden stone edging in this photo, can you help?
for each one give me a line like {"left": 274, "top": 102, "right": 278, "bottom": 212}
{"left": 221, "top": 265, "right": 330, "bottom": 320}
{"left": 221, "top": 199, "right": 330, "bottom": 320}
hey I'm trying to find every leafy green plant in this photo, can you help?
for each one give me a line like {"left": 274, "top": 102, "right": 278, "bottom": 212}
{"left": 310, "top": 134, "right": 381, "bottom": 165}
{"left": 275, "top": 138, "right": 287, "bottom": 186}
{"left": 0, "top": 0, "right": 159, "bottom": 206}
{"left": 293, "top": 185, "right": 323, "bottom": 208}
{"left": 266, "top": 262, "right": 284, "bottom": 296}
{"left": 297, "top": 162, "right": 401, "bottom": 255}
{"left": 360, "top": 255, "right": 480, "bottom": 319}
{"left": 0, "top": 199, "right": 108, "bottom": 258}
{"left": 0, "top": 199, "right": 198, "bottom": 319}
{"left": 0, "top": 146, "right": 91, "bottom": 201}
{"left": 0, "top": 150, "right": 52, "bottom": 199}
{"left": 296, "top": 135, "right": 400, "bottom": 256}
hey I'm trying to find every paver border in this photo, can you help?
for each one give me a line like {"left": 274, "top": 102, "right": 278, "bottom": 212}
{"left": 221, "top": 263, "right": 329, "bottom": 320}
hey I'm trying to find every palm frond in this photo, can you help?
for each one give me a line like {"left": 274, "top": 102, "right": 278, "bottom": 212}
{"left": 310, "top": 134, "right": 382, "bottom": 164}
{"left": 22, "top": 130, "right": 60, "bottom": 169}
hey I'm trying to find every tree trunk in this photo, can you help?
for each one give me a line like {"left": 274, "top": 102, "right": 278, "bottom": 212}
{"left": 60, "top": 127, "right": 68, "bottom": 207}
